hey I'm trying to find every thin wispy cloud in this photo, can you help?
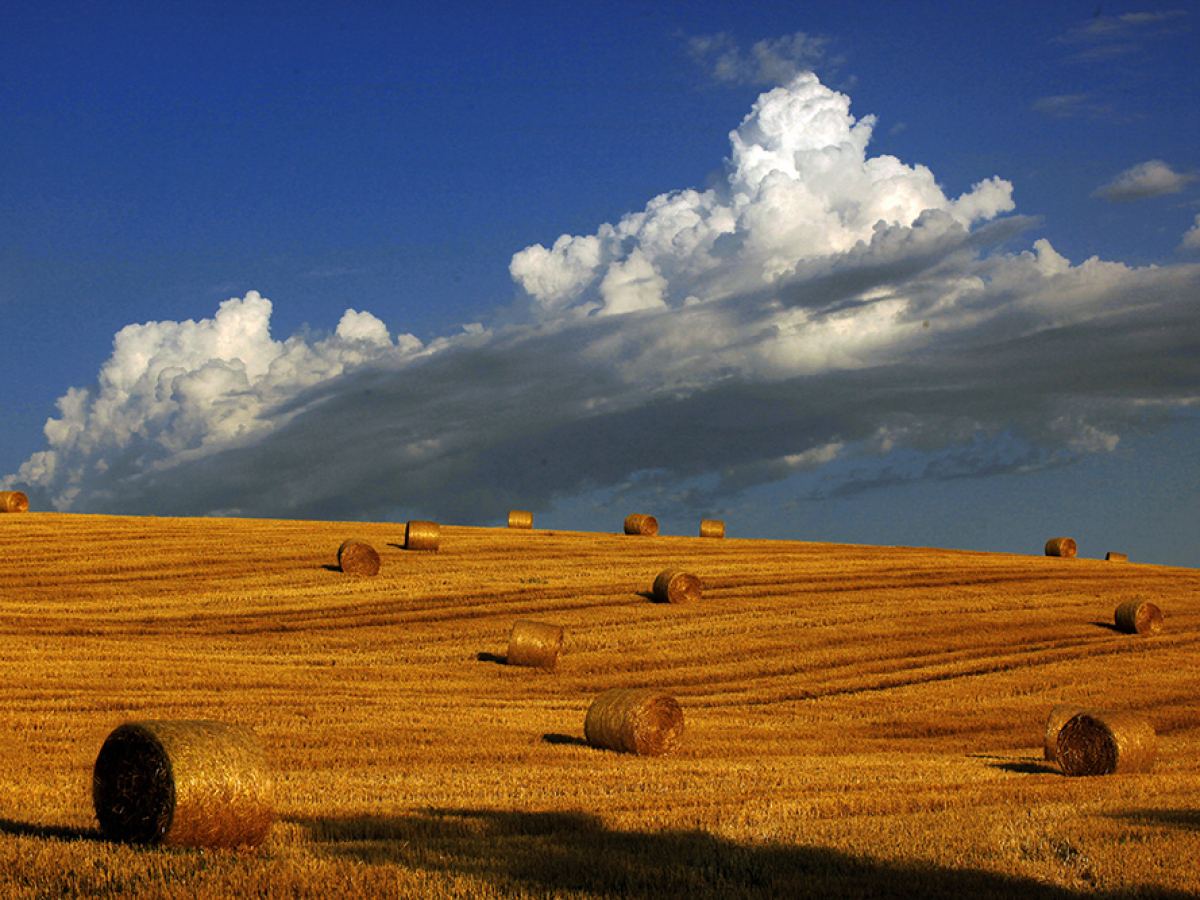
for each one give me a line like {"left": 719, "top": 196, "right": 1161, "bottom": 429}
{"left": 5, "top": 73, "right": 1198, "bottom": 525}
{"left": 1093, "top": 160, "right": 1197, "bottom": 202}
{"left": 1054, "top": 8, "right": 1189, "bottom": 61}
{"left": 686, "top": 31, "right": 838, "bottom": 86}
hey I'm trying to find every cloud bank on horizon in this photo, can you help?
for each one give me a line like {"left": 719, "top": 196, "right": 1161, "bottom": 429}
{"left": 6, "top": 72, "right": 1199, "bottom": 524}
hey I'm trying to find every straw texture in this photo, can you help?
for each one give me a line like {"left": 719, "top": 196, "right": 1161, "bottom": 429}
{"left": 507, "top": 510, "right": 533, "bottom": 529}
{"left": 1106, "top": 552, "right": 1129, "bottom": 563}
{"left": 1043, "top": 704, "right": 1089, "bottom": 762}
{"left": 1056, "top": 710, "right": 1156, "bottom": 776}
{"left": 1114, "top": 599, "right": 1163, "bottom": 636}
{"left": 584, "top": 688, "right": 684, "bottom": 756}
{"left": 405, "top": 520, "right": 440, "bottom": 551}
{"left": 506, "top": 620, "right": 564, "bottom": 670}
{"left": 337, "top": 538, "right": 381, "bottom": 576}
{"left": 699, "top": 519, "right": 725, "bottom": 538}
{"left": 1045, "top": 537, "right": 1077, "bottom": 558}
{"left": 93, "top": 720, "right": 273, "bottom": 847}
{"left": 652, "top": 569, "right": 703, "bottom": 604}
{"left": 623, "top": 514, "right": 658, "bottom": 536}
{"left": 0, "top": 491, "right": 29, "bottom": 513}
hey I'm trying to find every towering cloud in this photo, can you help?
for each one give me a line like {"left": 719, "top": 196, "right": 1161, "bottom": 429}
{"left": 7, "top": 73, "right": 1198, "bottom": 525}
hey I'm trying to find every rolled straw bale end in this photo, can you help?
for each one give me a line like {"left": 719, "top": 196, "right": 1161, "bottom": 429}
{"left": 652, "top": 569, "right": 703, "bottom": 604}
{"left": 0, "top": 491, "right": 29, "bottom": 513}
{"left": 507, "top": 620, "right": 564, "bottom": 670}
{"left": 1114, "top": 599, "right": 1163, "bottom": 636}
{"left": 623, "top": 513, "right": 658, "bottom": 536}
{"left": 507, "top": 510, "right": 533, "bottom": 529}
{"left": 337, "top": 538, "right": 381, "bottom": 576}
{"left": 1044, "top": 704, "right": 1089, "bottom": 762}
{"left": 93, "top": 720, "right": 273, "bottom": 847}
{"left": 1056, "top": 711, "right": 1156, "bottom": 777}
{"left": 584, "top": 688, "right": 684, "bottom": 756}
{"left": 699, "top": 519, "right": 725, "bottom": 538}
{"left": 1106, "top": 552, "right": 1129, "bottom": 563}
{"left": 1045, "top": 537, "right": 1077, "bottom": 558}
{"left": 405, "top": 520, "right": 441, "bottom": 551}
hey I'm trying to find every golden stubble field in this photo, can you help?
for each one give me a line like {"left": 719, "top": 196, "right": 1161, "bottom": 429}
{"left": 1, "top": 511, "right": 1199, "bottom": 898}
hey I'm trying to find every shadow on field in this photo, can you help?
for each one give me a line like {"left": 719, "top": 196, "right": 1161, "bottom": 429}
{"left": 289, "top": 807, "right": 1167, "bottom": 899}
{"left": 1107, "top": 809, "right": 1200, "bottom": 832}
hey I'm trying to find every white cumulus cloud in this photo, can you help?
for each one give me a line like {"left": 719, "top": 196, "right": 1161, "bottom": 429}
{"left": 1093, "top": 160, "right": 1197, "bottom": 202}
{"left": 5, "top": 73, "right": 1198, "bottom": 526}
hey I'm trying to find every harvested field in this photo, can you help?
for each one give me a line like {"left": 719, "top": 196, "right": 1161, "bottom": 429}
{"left": 1, "top": 512, "right": 1199, "bottom": 898}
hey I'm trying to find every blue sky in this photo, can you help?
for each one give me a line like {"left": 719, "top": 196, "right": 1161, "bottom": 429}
{"left": 3, "top": 1, "right": 1198, "bottom": 567}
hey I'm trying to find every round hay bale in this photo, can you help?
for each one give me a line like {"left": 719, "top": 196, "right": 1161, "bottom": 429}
{"left": 1045, "top": 537, "right": 1077, "bottom": 558}
{"left": 699, "top": 519, "right": 725, "bottom": 538}
{"left": 1114, "top": 599, "right": 1163, "bottom": 636}
{"left": 336, "top": 538, "right": 381, "bottom": 576}
{"left": 652, "top": 569, "right": 703, "bottom": 604}
{"left": 93, "top": 720, "right": 273, "bottom": 847}
{"left": 623, "top": 513, "right": 658, "bottom": 536}
{"left": 1106, "top": 551, "right": 1128, "bottom": 563}
{"left": 506, "top": 620, "right": 564, "bottom": 670}
{"left": 0, "top": 491, "right": 29, "bottom": 513}
{"left": 405, "top": 520, "right": 440, "bottom": 551}
{"left": 1044, "top": 704, "right": 1089, "bottom": 762}
{"left": 507, "top": 510, "right": 533, "bottom": 529}
{"left": 584, "top": 687, "right": 683, "bottom": 756}
{"left": 1056, "top": 710, "right": 1156, "bottom": 776}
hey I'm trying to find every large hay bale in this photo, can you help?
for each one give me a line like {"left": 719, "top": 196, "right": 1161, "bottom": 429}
{"left": 699, "top": 519, "right": 725, "bottom": 538}
{"left": 623, "top": 513, "right": 658, "bottom": 536}
{"left": 508, "top": 510, "right": 533, "bottom": 529}
{"left": 652, "top": 569, "right": 703, "bottom": 604}
{"left": 405, "top": 520, "right": 440, "bottom": 551}
{"left": 506, "top": 620, "right": 564, "bottom": 670}
{"left": 1106, "top": 551, "right": 1128, "bottom": 563}
{"left": 93, "top": 720, "right": 273, "bottom": 847}
{"left": 1045, "top": 537, "right": 1077, "bottom": 558}
{"left": 584, "top": 687, "right": 683, "bottom": 756}
{"left": 0, "top": 491, "right": 29, "bottom": 513}
{"left": 336, "top": 538, "right": 381, "bottom": 576}
{"left": 1044, "top": 704, "right": 1089, "bottom": 762}
{"left": 1114, "top": 599, "right": 1163, "bottom": 636}
{"left": 1056, "top": 710, "right": 1156, "bottom": 776}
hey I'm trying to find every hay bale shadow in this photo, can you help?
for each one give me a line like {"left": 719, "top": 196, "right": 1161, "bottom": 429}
{"left": 988, "top": 760, "right": 1059, "bottom": 775}
{"left": 477, "top": 652, "right": 507, "bottom": 665}
{"left": 0, "top": 819, "right": 103, "bottom": 843}
{"left": 542, "top": 733, "right": 588, "bottom": 747}
{"left": 1091, "top": 621, "right": 1122, "bottom": 633}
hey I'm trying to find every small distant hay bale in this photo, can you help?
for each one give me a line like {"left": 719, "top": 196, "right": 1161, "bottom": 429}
{"left": 623, "top": 514, "right": 658, "bottom": 536}
{"left": 93, "top": 720, "right": 273, "bottom": 847}
{"left": 405, "top": 520, "right": 440, "bottom": 551}
{"left": 1106, "top": 552, "right": 1128, "bottom": 563}
{"left": 1044, "top": 704, "right": 1090, "bottom": 762}
{"left": 652, "top": 569, "right": 703, "bottom": 604}
{"left": 0, "top": 491, "right": 29, "bottom": 513}
{"left": 1045, "top": 537, "right": 1077, "bottom": 558}
{"left": 1114, "top": 599, "right": 1163, "bottom": 636}
{"left": 508, "top": 510, "right": 533, "bottom": 529}
{"left": 584, "top": 687, "right": 683, "bottom": 756}
{"left": 699, "top": 519, "right": 725, "bottom": 538}
{"left": 506, "top": 620, "right": 564, "bottom": 670}
{"left": 337, "top": 538, "right": 381, "bottom": 576}
{"left": 1056, "top": 710, "right": 1156, "bottom": 777}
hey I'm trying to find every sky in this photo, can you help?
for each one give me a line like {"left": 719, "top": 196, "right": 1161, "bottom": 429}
{"left": 2, "top": 0, "right": 1198, "bottom": 567}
